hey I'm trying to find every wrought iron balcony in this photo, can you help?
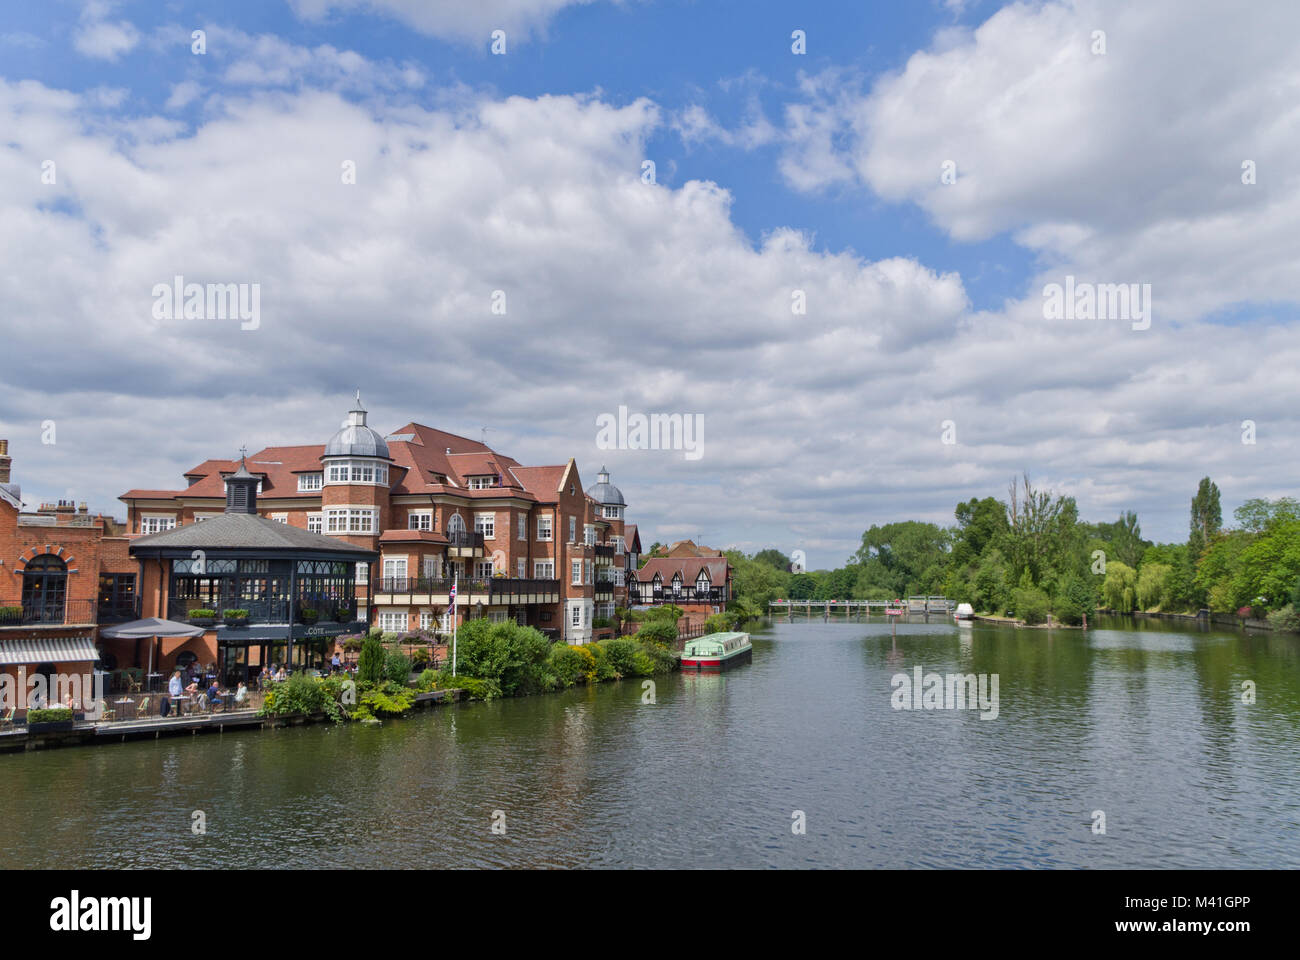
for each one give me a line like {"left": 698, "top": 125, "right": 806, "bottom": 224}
{"left": 627, "top": 585, "right": 729, "bottom": 605}
{"left": 0, "top": 599, "right": 99, "bottom": 627}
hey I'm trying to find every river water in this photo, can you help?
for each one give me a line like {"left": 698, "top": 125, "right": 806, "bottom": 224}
{"left": 2, "top": 616, "right": 1297, "bottom": 868}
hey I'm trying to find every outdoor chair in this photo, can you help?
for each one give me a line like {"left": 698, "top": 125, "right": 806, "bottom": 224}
{"left": 0, "top": 708, "right": 14, "bottom": 730}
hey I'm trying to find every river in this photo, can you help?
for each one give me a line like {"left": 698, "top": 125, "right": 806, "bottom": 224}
{"left": 2, "top": 616, "right": 1297, "bottom": 868}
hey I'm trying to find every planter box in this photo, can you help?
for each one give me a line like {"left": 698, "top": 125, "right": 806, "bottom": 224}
{"left": 27, "top": 720, "right": 74, "bottom": 734}
{"left": 189, "top": 617, "right": 216, "bottom": 627}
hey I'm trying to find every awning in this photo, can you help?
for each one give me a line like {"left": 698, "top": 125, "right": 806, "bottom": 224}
{"left": 0, "top": 636, "right": 101, "bottom": 666}
{"left": 98, "top": 618, "right": 205, "bottom": 639}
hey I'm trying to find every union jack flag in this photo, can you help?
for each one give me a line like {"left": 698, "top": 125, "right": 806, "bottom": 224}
{"left": 448, "top": 573, "right": 457, "bottom": 606}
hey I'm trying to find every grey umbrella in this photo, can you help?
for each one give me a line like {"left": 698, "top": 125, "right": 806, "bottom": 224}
{"left": 99, "top": 618, "right": 205, "bottom": 685}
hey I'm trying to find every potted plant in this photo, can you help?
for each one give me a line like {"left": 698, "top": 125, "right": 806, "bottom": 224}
{"left": 188, "top": 608, "right": 217, "bottom": 627}
{"left": 222, "top": 608, "right": 250, "bottom": 627}
{"left": 26, "top": 707, "right": 75, "bottom": 733}
{"left": 299, "top": 607, "right": 319, "bottom": 625}
{"left": 0, "top": 604, "right": 23, "bottom": 625}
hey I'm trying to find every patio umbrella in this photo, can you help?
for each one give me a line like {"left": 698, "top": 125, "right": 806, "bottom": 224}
{"left": 100, "top": 618, "right": 204, "bottom": 686}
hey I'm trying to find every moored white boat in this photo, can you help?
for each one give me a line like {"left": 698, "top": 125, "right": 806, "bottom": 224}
{"left": 680, "top": 631, "right": 752, "bottom": 671}
{"left": 954, "top": 602, "right": 975, "bottom": 621}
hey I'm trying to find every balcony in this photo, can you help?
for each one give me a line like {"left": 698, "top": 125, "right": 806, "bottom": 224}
{"left": 594, "top": 544, "right": 615, "bottom": 562}
{"left": 0, "top": 599, "right": 99, "bottom": 628}
{"left": 165, "top": 598, "right": 359, "bottom": 626}
{"left": 628, "top": 585, "right": 729, "bottom": 606}
{"left": 446, "top": 531, "right": 485, "bottom": 558}
{"left": 372, "top": 576, "right": 560, "bottom": 605}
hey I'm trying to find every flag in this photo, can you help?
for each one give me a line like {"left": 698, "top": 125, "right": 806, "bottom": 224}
{"left": 449, "top": 573, "right": 457, "bottom": 605}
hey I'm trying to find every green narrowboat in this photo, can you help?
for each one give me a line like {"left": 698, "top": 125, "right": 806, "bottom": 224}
{"left": 680, "top": 631, "right": 752, "bottom": 671}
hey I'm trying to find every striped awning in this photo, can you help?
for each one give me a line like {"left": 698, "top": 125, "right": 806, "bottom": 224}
{"left": 0, "top": 636, "right": 101, "bottom": 666}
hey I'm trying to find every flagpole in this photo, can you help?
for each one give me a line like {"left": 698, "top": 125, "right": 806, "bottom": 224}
{"left": 451, "top": 571, "right": 458, "bottom": 677}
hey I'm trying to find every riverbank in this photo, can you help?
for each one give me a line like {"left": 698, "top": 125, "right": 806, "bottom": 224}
{"left": 0, "top": 688, "right": 463, "bottom": 754}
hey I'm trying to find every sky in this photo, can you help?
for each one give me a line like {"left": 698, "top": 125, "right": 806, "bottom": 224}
{"left": 1, "top": 0, "right": 1297, "bottom": 569}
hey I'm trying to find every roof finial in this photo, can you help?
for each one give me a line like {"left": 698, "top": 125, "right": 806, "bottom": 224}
{"left": 239, "top": 445, "right": 248, "bottom": 461}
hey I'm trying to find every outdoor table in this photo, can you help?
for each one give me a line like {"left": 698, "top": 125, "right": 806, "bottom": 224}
{"left": 113, "top": 698, "right": 136, "bottom": 721}
{"left": 147, "top": 673, "right": 163, "bottom": 692}
{"left": 171, "top": 695, "right": 189, "bottom": 717}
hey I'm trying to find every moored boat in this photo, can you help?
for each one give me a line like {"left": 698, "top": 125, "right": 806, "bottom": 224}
{"left": 954, "top": 602, "right": 975, "bottom": 621}
{"left": 680, "top": 631, "right": 752, "bottom": 671}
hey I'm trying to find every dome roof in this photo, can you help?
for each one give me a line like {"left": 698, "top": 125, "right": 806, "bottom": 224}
{"left": 586, "top": 466, "right": 625, "bottom": 506}
{"left": 324, "top": 392, "right": 390, "bottom": 460}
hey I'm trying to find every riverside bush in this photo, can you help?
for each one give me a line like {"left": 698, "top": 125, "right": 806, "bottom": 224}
{"left": 599, "top": 637, "right": 639, "bottom": 677}
{"left": 634, "top": 620, "right": 677, "bottom": 644}
{"left": 1012, "top": 586, "right": 1051, "bottom": 625}
{"left": 357, "top": 634, "right": 386, "bottom": 686}
{"left": 1266, "top": 604, "right": 1300, "bottom": 633}
{"left": 453, "top": 618, "right": 552, "bottom": 696}
{"left": 384, "top": 647, "right": 412, "bottom": 684}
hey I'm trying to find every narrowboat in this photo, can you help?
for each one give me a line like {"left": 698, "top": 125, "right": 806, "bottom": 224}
{"left": 680, "top": 631, "right": 752, "bottom": 671}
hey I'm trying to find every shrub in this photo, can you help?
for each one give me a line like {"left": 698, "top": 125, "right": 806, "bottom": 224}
{"left": 1012, "top": 586, "right": 1051, "bottom": 625}
{"left": 704, "top": 613, "right": 730, "bottom": 633}
{"left": 643, "top": 604, "right": 683, "bottom": 623}
{"left": 1266, "top": 604, "right": 1300, "bottom": 633}
{"left": 417, "top": 669, "right": 438, "bottom": 691}
{"left": 384, "top": 647, "right": 413, "bottom": 685}
{"left": 548, "top": 644, "right": 591, "bottom": 687}
{"left": 27, "top": 708, "right": 73, "bottom": 724}
{"left": 599, "top": 637, "right": 640, "bottom": 677}
{"left": 259, "top": 673, "right": 349, "bottom": 723}
{"left": 592, "top": 616, "right": 611, "bottom": 628}
{"left": 187, "top": 608, "right": 216, "bottom": 619}
{"left": 411, "top": 647, "right": 432, "bottom": 666}
{"left": 357, "top": 634, "right": 386, "bottom": 685}
{"left": 452, "top": 618, "right": 552, "bottom": 696}
{"left": 435, "top": 671, "right": 502, "bottom": 701}
{"left": 222, "top": 608, "right": 249, "bottom": 620}
{"left": 634, "top": 620, "right": 677, "bottom": 645}
{"left": 1052, "top": 574, "right": 1095, "bottom": 626}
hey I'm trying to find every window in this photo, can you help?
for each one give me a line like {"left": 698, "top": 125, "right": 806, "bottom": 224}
{"left": 325, "top": 459, "right": 389, "bottom": 485}
{"left": 612, "top": 536, "right": 624, "bottom": 554}
{"left": 446, "top": 513, "right": 466, "bottom": 535}
{"left": 22, "top": 555, "right": 67, "bottom": 622}
{"left": 468, "top": 475, "right": 497, "bottom": 489}
{"left": 475, "top": 560, "right": 495, "bottom": 578}
{"left": 517, "top": 514, "right": 526, "bottom": 540}
{"left": 298, "top": 473, "right": 323, "bottom": 492}
{"left": 517, "top": 559, "right": 526, "bottom": 578}
{"left": 604, "top": 505, "right": 621, "bottom": 519}
{"left": 614, "top": 568, "right": 624, "bottom": 587}
{"left": 475, "top": 512, "right": 495, "bottom": 540}
{"left": 378, "top": 611, "right": 407, "bottom": 633}
{"left": 488, "top": 611, "right": 508, "bottom": 624}
{"left": 537, "top": 516, "right": 552, "bottom": 541}
{"left": 270, "top": 513, "right": 288, "bottom": 524}
{"left": 534, "top": 560, "right": 554, "bottom": 579}
{"left": 193, "top": 513, "right": 221, "bottom": 524}
{"left": 423, "top": 556, "right": 441, "bottom": 580}
{"left": 585, "top": 560, "right": 593, "bottom": 585}
{"left": 140, "top": 515, "right": 176, "bottom": 534}
{"left": 583, "top": 525, "right": 595, "bottom": 547}
{"left": 696, "top": 571, "right": 711, "bottom": 593}
{"left": 307, "top": 513, "right": 323, "bottom": 533}
{"left": 571, "top": 561, "right": 582, "bottom": 585}
{"left": 408, "top": 511, "right": 432, "bottom": 531}
{"left": 383, "top": 558, "right": 407, "bottom": 582}
{"left": 568, "top": 516, "right": 576, "bottom": 542}
{"left": 571, "top": 604, "right": 581, "bottom": 627}
{"left": 355, "top": 562, "right": 369, "bottom": 584}
{"left": 97, "top": 573, "right": 136, "bottom": 619}
{"left": 420, "top": 610, "right": 436, "bottom": 631}
{"left": 326, "top": 507, "right": 376, "bottom": 534}
{"left": 672, "top": 574, "right": 683, "bottom": 595}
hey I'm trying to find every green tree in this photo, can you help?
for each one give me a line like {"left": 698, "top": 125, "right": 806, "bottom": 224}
{"left": 787, "top": 572, "right": 819, "bottom": 600}
{"left": 1101, "top": 561, "right": 1137, "bottom": 611}
{"left": 752, "top": 548, "right": 790, "bottom": 570}
{"left": 1136, "top": 563, "right": 1171, "bottom": 610}
{"left": 1189, "top": 476, "right": 1222, "bottom": 557}
{"left": 357, "top": 634, "right": 386, "bottom": 686}
{"left": 853, "top": 521, "right": 950, "bottom": 596}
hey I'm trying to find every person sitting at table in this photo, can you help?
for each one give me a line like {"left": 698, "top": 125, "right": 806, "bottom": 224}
{"left": 275, "top": 665, "right": 287, "bottom": 681}
{"left": 234, "top": 681, "right": 248, "bottom": 705}
{"left": 168, "top": 670, "right": 184, "bottom": 698}
{"left": 185, "top": 675, "right": 200, "bottom": 696}
{"left": 206, "top": 679, "right": 221, "bottom": 709}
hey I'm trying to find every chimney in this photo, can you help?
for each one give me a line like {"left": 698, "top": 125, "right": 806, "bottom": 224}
{"left": 78, "top": 502, "right": 88, "bottom": 515}
{"left": 0, "top": 439, "right": 9, "bottom": 484}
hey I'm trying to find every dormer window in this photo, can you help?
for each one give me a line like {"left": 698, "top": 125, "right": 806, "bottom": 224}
{"left": 696, "top": 570, "right": 711, "bottom": 592}
{"left": 298, "top": 472, "right": 323, "bottom": 492}
{"left": 467, "top": 476, "right": 498, "bottom": 490}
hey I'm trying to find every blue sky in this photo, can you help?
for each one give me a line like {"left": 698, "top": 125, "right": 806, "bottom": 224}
{"left": 2, "top": 0, "right": 1298, "bottom": 566}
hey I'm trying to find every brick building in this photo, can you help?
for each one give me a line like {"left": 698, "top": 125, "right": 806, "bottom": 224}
{"left": 119, "top": 395, "right": 640, "bottom": 645}
{"left": 630, "top": 538, "right": 732, "bottom": 620}
{"left": 0, "top": 439, "right": 137, "bottom": 715}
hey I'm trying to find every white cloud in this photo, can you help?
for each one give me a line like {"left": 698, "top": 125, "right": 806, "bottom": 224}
{"left": 73, "top": 2, "right": 140, "bottom": 61}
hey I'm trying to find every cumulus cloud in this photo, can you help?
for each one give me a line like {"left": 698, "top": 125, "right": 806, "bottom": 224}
{"left": 73, "top": 1, "right": 140, "bottom": 61}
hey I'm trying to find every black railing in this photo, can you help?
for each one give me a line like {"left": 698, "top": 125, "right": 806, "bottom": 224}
{"left": 96, "top": 600, "right": 139, "bottom": 624}
{"left": 446, "top": 531, "right": 485, "bottom": 550}
{"left": 0, "top": 599, "right": 99, "bottom": 626}
{"left": 628, "top": 586, "right": 729, "bottom": 605}
{"left": 373, "top": 576, "right": 560, "bottom": 598}
{"left": 594, "top": 544, "right": 615, "bottom": 559}
{"left": 489, "top": 578, "right": 561, "bottom": 597}
{"left": 165, "top": 599, "right": 360, "bottom": 625}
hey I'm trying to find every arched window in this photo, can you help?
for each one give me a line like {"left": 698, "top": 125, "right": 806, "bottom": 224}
{"left": 447, "top": 513, "right": 466, "bottom": 535}
{"left": 22, "top": 555, "right": 67, "bottom": 623}
{"left": 695, "top": 570, "right": 711, "bottom": 594}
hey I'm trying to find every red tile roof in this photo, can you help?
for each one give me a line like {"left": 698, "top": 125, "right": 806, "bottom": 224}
{"left": 635, "top": 557, "right": 729, "bottom": 583}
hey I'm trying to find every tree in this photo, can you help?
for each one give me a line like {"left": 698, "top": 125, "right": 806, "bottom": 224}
{"left": 1189, "top": 477, "right": 1222, "bottom": 556}
{"left": 1102, "top": 561, "right": 1137, "bottom": 611}
{"left": 357, "top": 634, "right": 386, "bottom": 685}
{"left": 1233, "top": 497, "right": 1300, "bottom": 534}
{"left": 788, "top": 573, "right": 819, "bottom": 600}
{"left": 752, "top": 548, "right": 790, "bottom": 571}
{"left": 853, "top": 521, "right": 950, "bottom": 596}
{"left": 1136, "top": 563, "right": 1171, "bottom": 610}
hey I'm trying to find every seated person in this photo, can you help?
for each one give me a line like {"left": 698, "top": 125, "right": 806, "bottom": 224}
{"left": 275, "top": 666, "right": 287, "bottom": 681}
{"left": 206, "top": 680, "right": 222, "bottom": 708}
{"left": 234, "top": 681, "right": 249, "bottom": 704}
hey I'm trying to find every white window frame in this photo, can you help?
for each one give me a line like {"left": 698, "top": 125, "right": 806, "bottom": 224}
{"left": 378, "top": 611, "right": 407, "bottom": 633}
{"left": 298, "top": 473, "right": 323, "bottom": 492}
{"left": 585, "top": 560, "right": 593, "bottom": 585}
{"left": 571, "top": 560, "right": 582, "bottom": 585}
{"left": 467, "top": 476, "right": 497, "bottom": 490}
{"left": 568, "top": 516, "right": 576, "bottom": 543}
{"left": 517, "top": 558, "right": 526, "bottom": 578}
{"left": 307, "top": 513, "right": 323, "bottom": 533}
{"left": 583, "top": 524, "right": 595, "bottom": 547}
{"left": 517, "top": 514, "right": 526, "bottom": 540}
{"left": 270, "top": 513, "right": 288, "bottom": 524}
{"left": 475, "top": 560, "right": 495, "bottom": 578}
{"left": 355, "top": 562, "right": 369, "bottom": 584}
{"left": 326, "top": 507, "right": 377, "bottom": 534}
{"left": 537, "top": 516, "right": 552, "bottom": 541}
{"left": 420, "top": 610, "right": 436, "bottom": 631}
{"left": 324, "top": 459, "right": 389, "bottom": 486}
{"left": 383, "top": 558, "right": 408, "bottom": 581}
{"left": 140, "top": 514, "right": 177, "bottom": 534}
{"left": 571, "top": 604, "right": 582, "bottom": 628}
{"left": 475, "top": 512, "right": 495, "bottom": 540}
{"left": 408, "top": 510, "right": 432, "bottom": 531}
{"left": 534, "top": 560, "right": 554, "bottom": 579}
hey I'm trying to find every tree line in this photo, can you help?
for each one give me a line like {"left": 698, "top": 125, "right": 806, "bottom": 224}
{"left": 720, "top": 475, "right": 1300, "bottom": 629}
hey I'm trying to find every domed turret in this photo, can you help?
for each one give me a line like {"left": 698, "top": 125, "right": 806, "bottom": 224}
{"left": 324, "top": 391, "right": 390, "bottom": 460}
{"left": 586, "top": 466, "right": 625, "bottom": 507}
